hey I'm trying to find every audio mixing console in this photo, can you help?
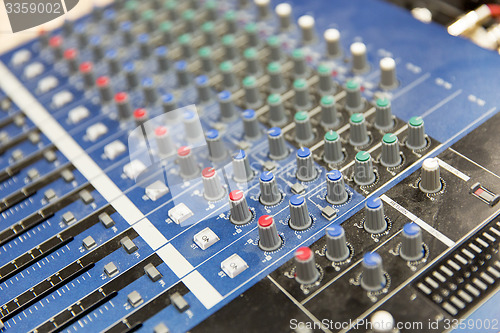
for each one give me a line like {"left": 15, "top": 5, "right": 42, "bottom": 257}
{"left": 0, "top": 0, "right": 499, "bottom": 332}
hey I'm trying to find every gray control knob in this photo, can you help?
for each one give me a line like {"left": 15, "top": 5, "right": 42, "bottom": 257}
{"left": 178, "top": 34, "right": 194, "bottom": 59}
{"left": 296, "top": 147, "right": 317, "bottom": 182}
{"left": 244, "top": 48, "right": 261, "bottom": 76}
{"left": 259, "top": 171, "right": 281, "bottom": 206}
{"left": 115, "top": 92, "right": 132, "bottom": 120}
{"left": 345, "top": 80, "right": 363, "bottom": 113}
{"left": 175, "top": 60, "right": 190, "bottom": 87}
{"left": 156, "top": 46, "right": 170, "bottom": 72}
{"left": 326, "top": 170, "right": 348, "bottom": 205}
{"left": 183, "top": 110, "right": 204, "bottom": 143}
{"left": 220, "top": 61, "right": 238, "bottom": 91}
{"left": 232, "top": 150, "right": 253, "bottom": 182}
{"left": 320, "top": 95, "right": 338, "bottom": 128}
{"left": 242, "top": 109, "right": 260, "bottom": 140}
{"left": 349, "top": 113, "right": 369, "bottom": 146}
{"left": 195, "top": 75, "right": 211, "bottom": 103}
{"left": 294, "top": 111, "right": 314, "bottom": 144}
{"left": 155, "top": 126, "right": 176, "bottom": 157}
{"left": 162, "top": 94, "right": 180, "bottom": 122}
{"left": 324, "top": 28, "right": 342, "bottom": 58}
{"left": 268, "top": 62, "right": 285, "bottom": 93}
{"left": 255, "top": 0, "right": 270, "bottom": 19}
{"left": 268, "top": 94, "right": 287, "bottom": 126}
{"left": 289, "top": 195, "right": 312, "bottom": 230}
{"left": 354, "top": 151, "right": 376, "bottom": 185}
{"left": 293, "top": 78, "right": 310, "bottom": 109}
{"left": 370, "top": 311, "right": 395, "bottom": 333}
{"left": 351, "top": 42, "right": 368, "bottom": 73}
{"left": 218, "top": 91, "right": 237, "bottom": 122}
{"left": 364, "top": 197, "right": 387, "bottom": 234}
{"left": 361, "top": 252, "right": 386, "bottom": 291}
{"left": 202, "top": 167, "right": 225, "bottom": 201}
{"left": 298, "top": 15, "right": 316, "bottom": 44}
{"left": 407, "top": 116, "right": 426, "bottom": 150}
{"left": 267, "top": 36, "right": 282, "bottom": 61}
{"left": 419, "top": 158, "right": 442, "bottom": 193}
{"left": 245, "top": 23, "right": 259, "bottom": 47}
{"left": 206, "top": 129, "right": 227, "bottom": 162}
{"left": 268, "top": 127, "right": 289, "bottom": 160}
{"left": 142, "top": 77, "right": 157, "bottom": 104}
{"left": 275, "top": 3, "right": 292, "bottom": 31}
{"left": 243, "top": 76, "right": 261, "bottom": 109}
{"left": 324, "top": 131, "right": 344, "bottom": 164}
{"left": 258, "top": 215, "right": 282, "bottom": 251}
{"left": 326, "top": 225, "right": 350, "bottom": 262}
{"left": 318, "top": 65, "right": 335, "bottom": 95}
{"left": 96, "top": 76, "right": 113, "bottom": 103}
{"left": 379, "top": 57, "right": 397, "bottom": 90}
{"left": 294, "top": 247, "right": 319, "bottom": 284}
{"left": 380, "top": 133, "right": 401, "bottom": 167}
{"left": 374, "top": 97, "right": 394, "bottom": 130}
{"left": 400, "top": 223, "right": 424, "bottom": 261}
{"left": 292, "top": 49, "right": 308, "bottom": 78}
{"left": 178, "top": 146, "right": 200, "bottom": 179}
{"left": 229, "top": 190, "right": 252, "bottom": 225}
{"left": 199, "top": 47, "right": 215, "bottom": 73}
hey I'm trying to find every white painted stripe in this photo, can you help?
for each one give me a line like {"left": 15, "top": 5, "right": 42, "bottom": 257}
{"left": 380, "top": 194, "right": 455, "bottom": 247}
{"left": 0, "top": 61, "right": 222, "bottom": 309}
{"left": 182, "top": 271, "right": 223, "bottom": 309}
{"left": 133, "top": 219, "right": 167, "bottom": 251}
{"left": 157, "top": 243, "right": 194, "bottom": 278}
{"left": 437, "top": 158, "right": 470, "bottom": 181}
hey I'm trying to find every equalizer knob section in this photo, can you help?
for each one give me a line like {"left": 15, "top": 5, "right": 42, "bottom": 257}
{"left": 295, "top": 247, "right": 320, "bottom": 285}
{"left": 258, "top": 215, "right": 282, "bottom": 251}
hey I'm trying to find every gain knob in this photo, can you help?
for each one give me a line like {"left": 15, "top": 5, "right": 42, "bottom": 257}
{"left": 294, "top": 247, "right": 320, "bottom": 284}
{"left": 326, "top": 170, "right": 348, "bottom": 205}
{"left": 361, "top": 252, "right": 386, "bottom": 291}
{"left": 259, "top": 171, "right": 281, "bottom": 206}
{"left": 419, "top": 158, "right": 442, "bottom": 193}
{"left": 326, "top": 225, "right": 350, "bottom": 262}
{"left": 258, "top": 215, "right": 282, "bottom": 251}
{"left": 364, "top": 197, "right": 387, "bottom": 234}
{"left": 229, "top": 190, "right": 252, "bottom": 225}
{"left": 289, "top": 195, "right": 312, "bottom": 230}
{"left": 400, "top": 223, "right": 424, "bottom": 261}
{"left": 202, "top": 167, "right": 225, "bottom": 201}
